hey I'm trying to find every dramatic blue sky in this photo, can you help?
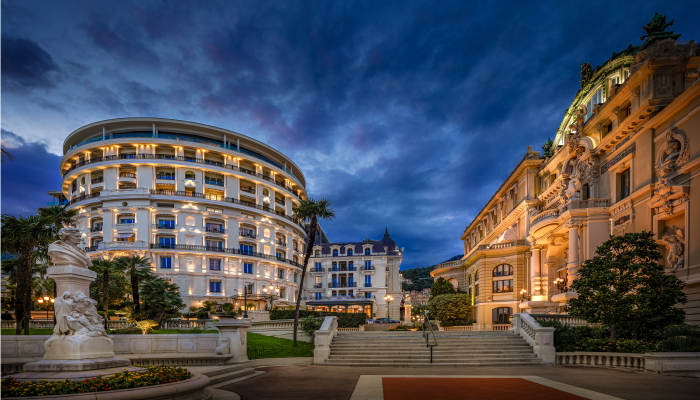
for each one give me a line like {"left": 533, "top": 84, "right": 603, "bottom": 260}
{"left": 2, "top": 1, "right": 699, "bottom": 269}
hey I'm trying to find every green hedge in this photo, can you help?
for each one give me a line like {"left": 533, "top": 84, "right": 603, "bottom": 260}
{"left": 269, "top": 310, "right": 366, "bottom": 328}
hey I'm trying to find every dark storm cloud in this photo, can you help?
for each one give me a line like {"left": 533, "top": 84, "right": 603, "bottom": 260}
{"left": 1, "top": 36, "right": 59, "bottom": 92}
{"left": 1, "top": 130, "right": 62, "bottom": 216}
{"left": 2, "top": 0, "right": 699, "bottom": 268}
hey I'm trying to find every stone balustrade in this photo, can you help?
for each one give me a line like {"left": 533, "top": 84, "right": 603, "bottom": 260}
{"left": 556, "top": 352, "right": 645, "bottom": 371}
{"left": 313, "top": 316, "right": 338, "bottom": 364}
{"left": 512, "top": 313, "right": 555, "bottom": 364}
{"left": 531, "top": 314, "right": 592, "bottom": 327}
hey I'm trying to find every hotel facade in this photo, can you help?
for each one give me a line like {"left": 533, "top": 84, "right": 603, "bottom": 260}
{"left": 55, "top": 118, "right": 309, "bottom": 309}
{"left": 303, "top": 229, "right": 403, "bottom": 319}
{"left": 433, "top": 16, "right": 700, "bottom": 328}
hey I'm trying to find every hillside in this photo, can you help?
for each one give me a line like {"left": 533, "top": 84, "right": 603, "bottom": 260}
{"left": 401, "top": 254, "right": 463, "bottom": 291}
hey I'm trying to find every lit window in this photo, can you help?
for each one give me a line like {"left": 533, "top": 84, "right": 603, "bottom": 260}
{"left": 493, "top": 264, "right": 513, "bottom": 277}
{"left": 584, "top": 87, "right": 603, "bottom": 121}
{"left": 492, "top": 307, "right": 512, "bottom": 324}
{"left": 493, "top": 280, "right": 513, "bottom": 293}
{"left": 209, "top": 259, "right": 221, "bottom": 271}
{"left": 619, "top": 169, "right": 631, "bottom": 200}
{"left": 209, "top": 280, "right": 222, "bottom": 293}
{"left": 160, "top": 257, "right": 172, "bottom": 269}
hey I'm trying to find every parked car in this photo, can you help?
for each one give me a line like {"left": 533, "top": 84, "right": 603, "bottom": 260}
{"left": 374, "top": 318, "right": 401, "bottom": 324}
{"left": 365, "top": 319, "right": 377, "bottom": 324}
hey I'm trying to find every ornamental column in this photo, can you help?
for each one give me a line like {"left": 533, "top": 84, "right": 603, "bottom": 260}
{"left": 566, "top": 220, "right": 581, "bottom": 286}
{"left": 530, "top": 246, "right": 541, "bottom": 295}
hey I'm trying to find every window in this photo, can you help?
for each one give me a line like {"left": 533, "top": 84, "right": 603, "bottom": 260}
{"left": 364, "top": 275, "right": 372, "bottom": 287}
{"left": 492, "top": 307, "right": 513, "bottom": 324}
{"left": 493, "top": 280, "right": 513, "bottom": 293}
{"left": 157, "top": 203, "right": 175, "bottom": 208}
{"left": 315, "top": 250, "right": 320, "bottom": 256}
{"left": 158, "top": 220, "right": 175, "bottom": 229}
{"left": 160, "top": 256, "right": 172, "bottom": 269}
{"left": 364, "top": 260, "right": 372, "bottom": 269}
{"left": 315, "top": 276, "right": 322, "bottom": 284}
{"left": 158, "top": 237, "right": 175, "bottom": 248}
{"left": 209, "top": 259, "right": 221, "bottom": 271}
{"left": 243, "top": 263, "right": 253, "bottom": 274}
{"left": 240, "top": 244, "right": 255, "bottom": 255}
{"left": 584, "top": 87, "right": 603, "bottom": 121}
{"left": 206, "top": 223, "right": 223, "bottom": 233}
{"left": 185, "top": 171, "right": 196, "bottom": 179}
{"left": 364, "top": 248, "right": 371, "bottom": 255}
{"left": 347, "top": 249, "right": 353, "bottom": 256}
{"left": 620, "top": 169, "right": 631, "bottom": 200}
{"left": 209, "top": 280, "right": 221, "bottom": 293}
{"left": 294, "top": 272, "right": 298, "bottom": 283}
{"left": 280, "top": 288, "right": 286, "bottom": 298}
{"left": 314, "top": 262, "right": 322, "bottom": 271}
{"left": 332, "top": 262, "right": 338, "bottom": 271}
{"left": 493, "top": 264, "right": 513, "bottom": 277}
{"left": 119, "top": 217, "right": 135, "bottom": 224}
{"left": 315, "top": 292, "right": 323, "bottom": 300}
{"left": 278, "top": 269, "right": 285, "bottom": 279}
{"left": 240, "top": 228, "right": 255, "bottom": 238}
{"left": 333, "top": 249, "right": 339, "bottom": 257}
{"left": 349, "top": 261, "right": 354, "bottom": 270}
{"left": 245, "top": 283, "right": 254, "bottom": 294}
{"left": 364, "top": 292, "right": 372, "bottom": 299}
{"left": 206, "top": 240, "right": 223, "bottom": 250}
{"left": 206, "top": 207, "right": 223, "bottom": 213}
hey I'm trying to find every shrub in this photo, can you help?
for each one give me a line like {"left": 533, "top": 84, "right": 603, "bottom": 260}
{"left": 2, "top": 366, "right": 191, "bottom": 397}
{"left": 656, "top": 324, "right": 700, "bottom": 352}
{"left": 428, "top": 293, "right": 471, "bottom": 326}
{"left": 574, "top": 337, "right": 655, "bottom": 353}
{"left": 388, "top": 325, "right": 411, "bottom": 331}
{"left": 108, "top": 327, "right": 142, "bottom": 335}
{"left": 300, "top": 316, "right": 323, "bottom": 337}
{"left": 269, "top": 310, "right": 366, "bottom": 327}
{"left": 537, "top": 321, "right": 609, "bottom": 352}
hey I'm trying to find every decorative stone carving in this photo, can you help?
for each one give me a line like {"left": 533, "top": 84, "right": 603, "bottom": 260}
{"left": 215, "top": 337, "right": 230, "bottom": 355}
{"left": 655, "top": 130, "right": 690, "bottom": 185}
{"left": 659, "top": 227, "right": 685, "bottom": 271}
{"left": 48, "top": 227, "right": 92, "bottom": 269}
{"left": 613, "top": 213, "right": 633, "bottom": 235}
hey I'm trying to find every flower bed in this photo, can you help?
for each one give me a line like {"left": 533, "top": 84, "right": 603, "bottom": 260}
{"left": 1, "top": 366, "right": 192, "bottom": 398}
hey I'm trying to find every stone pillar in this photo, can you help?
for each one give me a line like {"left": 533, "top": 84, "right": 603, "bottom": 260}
{"left": 216, "top": 319, "right": 252, "bottom": 364}
{"left": 566, "top": 220, "right": 581, "bottom": 286}
{"left": 531, "top": 246, "right": 541, "bottom": 296}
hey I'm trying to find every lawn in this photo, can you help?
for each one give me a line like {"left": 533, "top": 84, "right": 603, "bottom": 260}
{"left": 1, "top": 329, "right": 53, "bottom": 335}
{"left": 246, "top": 332, "right": 314, "bottom": 359}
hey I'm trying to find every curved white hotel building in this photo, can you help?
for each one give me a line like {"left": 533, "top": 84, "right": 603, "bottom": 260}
{"left": 53, "top": 118, "right": 308, "bottom": 309}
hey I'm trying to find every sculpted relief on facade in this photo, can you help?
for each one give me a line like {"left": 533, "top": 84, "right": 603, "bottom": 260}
{"left": 659, "top": 227, "right": 685, "bottom": 271}
{"left": 655, "top": 130, "right": 690, "bottom": 185}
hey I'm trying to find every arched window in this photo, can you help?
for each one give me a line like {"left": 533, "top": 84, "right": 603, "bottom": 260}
{"left": 81, "top": 177, "right": 85, "bottom": 185}
{"left": 493, "top": 264, "right": 513, "bottom": 277}
{"left": 347, "top": 249, "right": 353, "bottom": 256}
{"left": 333, "top": 249, "right": 339, "bottom": 257}
{"left": 263, "top": 228, "right": 271, "bottom": 238}
{"left": 364, "top": 248, "right": 371, "bottom": 255}
{"left": 185, "top": 170, "right": 196, "bottom": 179}
{"left": 315, "top": 250, "right": 320, "bottom": 257}
{"left": 492, "top": 307, "right": 513, "bottom": 324}
{"left": 185, "top": 216, "right": 196, "bottom": 226}
{"left": 262, "top": 188, "right": 270, "bottom": 196}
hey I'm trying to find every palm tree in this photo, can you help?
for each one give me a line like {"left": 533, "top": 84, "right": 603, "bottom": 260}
{"left": 37, "top": 204, "right": 78, "bottom": 298}
{"left": 114, "top": 255, "right": 154, "bottom": 313}
{"left": 1, "top": 214, "right": 53, "bottom": 334}
{"left": 90, "top": 259, "right": 122, "bottom": 328}
{"left": 291, "top": 198, "right": 335, "bottom": 346}
{"left": 141, "top": 278, "right": 185, "bottom": 325}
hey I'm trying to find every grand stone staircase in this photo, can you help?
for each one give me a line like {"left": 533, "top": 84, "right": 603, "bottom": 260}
{"left": 320, "top": 330, "right": 544, "bottom": 367}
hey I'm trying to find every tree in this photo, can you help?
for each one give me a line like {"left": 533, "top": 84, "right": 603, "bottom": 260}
{"left": 90, "top": 259, "right": 123, "bottom": 328}
{"left": 38, "top": 205, "right": 78, "bottom": 238}
{"left": 567, "top": 231, "right": 687, "bottom": 340}
{"left": 1, "top": 214, "right": 53, "bottom": 334}
{"left": 1, "top": 146, "right": 13, "bottom": 163}
{"left": 291, "top": 198, "right": 335, "bottom": 346}
{"left": 428, "top": 293, "right": 471, "bottom": 326}
{"left": 430, "top": 277, "right": 456, "bottom": 299}
{"left": 140, "top": 278, "right": 185, "bottom": 325}
{"left": 114, "top": 255, "right": 154, "bottom": 313}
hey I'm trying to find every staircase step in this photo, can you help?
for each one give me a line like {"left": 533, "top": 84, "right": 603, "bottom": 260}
{"left": 321, "top": 361, "right": 543, "bottom": 367}
{"left": 205, "top": 368, "right": 256, "bottom": 385}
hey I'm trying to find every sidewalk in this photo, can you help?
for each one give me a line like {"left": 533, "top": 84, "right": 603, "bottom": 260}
{"left": 218, "top": 365, "right": 700, "bottom": 400}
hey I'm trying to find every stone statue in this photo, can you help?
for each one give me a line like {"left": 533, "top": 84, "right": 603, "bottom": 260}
{"left": 660, "top": 227, "right": 685, "bottom": 271}
{"left": 52, "top": 290, "right": 107, "bottom": 338}
{"left": 48, "top": 227, "right": 92, "bottom": 269}
{"left": 641, "top": 13, "right": 675, "bottom": 41}
{"left": 655, "top": 130, "right": 690, "bottom": 186}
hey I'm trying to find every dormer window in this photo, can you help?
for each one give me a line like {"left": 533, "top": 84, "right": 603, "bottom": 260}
{"left": 332, "top": 249, "right": 339, "bottom": 257}
{"left": 364, "top": 248, "right": 371, "bottom": 255}
{"left": 584, "top": 87, "right": 604, "bottom": 121}
{"left": 347, "top": 249, "right": 353, "bottom": 256}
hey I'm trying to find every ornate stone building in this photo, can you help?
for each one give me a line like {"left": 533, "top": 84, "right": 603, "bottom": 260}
{"left": 53, "top": 118, "right": 308, "bottom": 309}
{"left": 433, "top": 15, "right": 700, "bottom": 327}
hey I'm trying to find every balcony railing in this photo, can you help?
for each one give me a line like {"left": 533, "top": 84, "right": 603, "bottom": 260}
{"left": 276, "top": 239, "right": 287, "bottom": 247}
{"left": 331, "top": 266, "right": 356, "bottom": 272}
{"left": 303, "top": 295, "right": 373, "bottom": 301}
{"left": 155, "top": 223, "right": 176, "bottom": 229}
{"left": 240, "top": 186, "right": 256, "bottom": 194}
{"left": 148, "top": 243, "right": 302, "bottom": 268}
{"left": 62, "top": 153, "right": 303, "bottom": 198}
{"left": 119, "top": 172, "right": 137, "bottom": 178}
{"left": 205, "top": 226, "right": 225, "bottom": 233}
{"left": 239, "top": 231, "right": 256, "bottom": 238}
{"left": 90, "top": 226, "right": 103, "bottom": 232}
{"left": 205, "top": 179, "right": 224, "bottom": 186}
{"left": 477, "top": 239, "right": 529, "bottom": 251}
{"left": 311, "top": 267, "right": 325, "bottom": 272}
{"left": 67, "top": 192, "right": 101, "bottom": 206}
{"left": 329, "top": 282, "right": 357, "bottom": 288}
{"left": 91, "top": 177, "right": 104, "bottom": 184}
{"left": 156, "top": 175, "right": 176, "bottom": 180}
{"left": 364, "top": 283, "right": 372, "bottom": 288}
{"left": 361, "top": 265, "right": 375, "bottom": 270}
{"left": 148, "top": 189, "right": 298, "bottom": 223}
{"left": 313, "top": 283, "right": 323, "bottom": 288}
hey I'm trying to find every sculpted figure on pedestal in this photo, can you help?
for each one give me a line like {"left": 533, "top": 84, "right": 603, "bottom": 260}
{"left": 52, "top": 290, "right": 107, "bottom": 337}
{"left": 48, "top": 227, "right": 92, "bottom": 269}
{"left": 660, "top": 227, "right": 685, "bottom": 271}
{"left": 53, "top": 292, "right": 74, "bottom": 336}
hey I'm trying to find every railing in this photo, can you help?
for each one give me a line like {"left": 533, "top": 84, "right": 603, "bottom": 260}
{"left": 512, "top": 313, "right": 555, "bottom": 364}
{"left": 154, "top": 224, "right": 176, "bottom": 229}
{"left": 239, "top": 231, "right": 256, "bottom": 238}
{"left": 313, "top": 316, "right": 338, "bottom": 364}
{"left": 205, "top": 227, "right": 225, "bottom": 233}
{"left": 331, "top": 267, "right": 356, "bottom": 272}
{"left": 148, "top": 243, "right": 302, "bottom": 268}
{"left": 313, "top": 283, "right": 323, "bottom": 288}
{"left": 160, "top": 320, "right": 208, "bottom": 330}
{"left": 90, "top": 226, "right": 103, "bottom": 232}
{"left": 1, "top": 320, "right": 136, "bottom": 330}
{"left": 329, "top": 282, "right": 357, "bottom": 288}
{"left": 119, "top": 172, "right": 137, "bottom": 178}
{"left": 421, "top": 311, "right": 438, "bottom": 363}
{"left": 276, "top": 239, "right": 287, "bottom": 247}
{"left": 310, "top": 267, "right": 324, "bottom": 272}
{"left": 492, "top": 324, "right": 512, "bottom": 331}
{"left": 304, "top": 295, "right": 373, "bottom": 301}
{"left": 275, "top": 199, "right": 285, "bottom": 206}
{"left": 98, "top": 241, "right": 149, "bottom": 250}
{"left": 555, "top": 352, "right": 645, "bottom": 371}
{"left": 149, "top": 189, "right": 298, "bottom": 223}
{"left": 250, "top": 320, "right": 295, "bottom": 331}
{"left": 531, "top": 314, "right": 591, "bottom": 327}
{"left": 531, "top": 209, "right": 560, "bottom": 226}
{"left": 364, "top": 283, "right": 372, "bottom": 287}
{"left": 156, "top": 175, "right": 176, "bottom": 180}
{"left": 240, "top": 186, "right": 256, "bottom": 194}
{"left": 360, "top": 266, "right": 375, "bottom": 270}
{"left": 67, "top": 192, "right": 100, "bottom": 206}
{"left": 115, "top": 223, "right": 136, "bottom": 229}
{"left": 205, "top": 179, "right": 224, "bottom": 186}
{"left": 477, "top": 239, "right": 529, "bottom": 251}
{"left": 62, "top": 153, "right": 304, "bottom": 198}
{"left": 91, "top": 177, "right": 104, "bottom": 184}
{"left": 443, "top": 326, "right": 474, "bottom": 331}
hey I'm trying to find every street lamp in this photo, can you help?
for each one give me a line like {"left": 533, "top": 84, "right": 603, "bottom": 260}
{"left": 554, "top": 278, "right": 567, "bottom": 293}
{"left": 384, "top": 294, "right": 394, "bottom": 321}
{"left": 232, "top": 284, "right": 251, "bottom": 318}
{"left": 262, "top": 285, "right": 281, "bottom": 310}
{"left": 520, "top": 289, "right": 530, "bottom": 301}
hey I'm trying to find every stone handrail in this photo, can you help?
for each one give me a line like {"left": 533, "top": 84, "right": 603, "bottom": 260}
{"left": 443, "top": 326, "right": 474, "bottom": 331}
{"left": 531, "top": 314, "right": 591, "bottom": 327}
{"left": 313, "top": 316, "right": 338, "bottom": 364}
{"left": 531, "top": 209, "right": 559, "bottom": 226}
{"left": 512, "top": 313, "right": 555, "bottom": 364}
{"left": 492, "top": 324, "right": 512, "bottom": 331}
{"left": 1, "top": 320, "right": 136, "bottom": 330}
{"left": 556, "top": 352, "right": 645, "bottom": 371}
{"left": 98, "top": 241, "right": 149, "bottom": 250}
{"left": 250, "top": 319, "right": 295, "bottom": 331}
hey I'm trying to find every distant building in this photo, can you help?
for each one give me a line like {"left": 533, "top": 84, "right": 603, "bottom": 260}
{"left": 405, "top": 288, "right": 431, "bottom": 306}
{"left": 303, "top": 228, "right": 403, "bottom": 318}
{"left": 399, "top": 274, "right": 413, "bottom": 285}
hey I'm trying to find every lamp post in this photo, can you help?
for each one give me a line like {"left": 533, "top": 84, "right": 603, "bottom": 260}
{"left": 384, "top": 294, "right": 394, "bottom": 321}
{"left": 262, "top": 285, "right": 280, "bottom": 310}
{"left": 519, "top": 289, "right": 530, "bottom": 301}
{"left": 232, "top": 285, "right": 250, "bottom": 318}
{"left": 554, "top": 278, "right": 567, "bottom": 293}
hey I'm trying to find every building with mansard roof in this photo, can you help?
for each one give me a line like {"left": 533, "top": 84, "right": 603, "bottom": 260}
{"left": 433, "top": 14, "right": 700, "bottom": 328}
{"left": 302, "top": 228, "right": 403, "bottom": 318}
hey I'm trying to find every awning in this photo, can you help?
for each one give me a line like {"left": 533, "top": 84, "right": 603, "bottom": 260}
{"left": 114, "top": 233, "right": 135, "bottom": 239}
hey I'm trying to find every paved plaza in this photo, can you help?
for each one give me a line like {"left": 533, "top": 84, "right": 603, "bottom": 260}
{"left": 220, "top": 365, "right": 700, "bottom": 400}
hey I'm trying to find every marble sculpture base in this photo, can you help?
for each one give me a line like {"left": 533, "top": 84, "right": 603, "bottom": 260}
{"left": 43, "top": 334, "right": 115, "bottom": 360}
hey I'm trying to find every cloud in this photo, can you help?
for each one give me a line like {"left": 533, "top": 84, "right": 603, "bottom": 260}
{"left": 1, "top": 36, "right": 59, "bottom": 92}
{"left": 1, "top": 130, "right": 62, "bottom": 217}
